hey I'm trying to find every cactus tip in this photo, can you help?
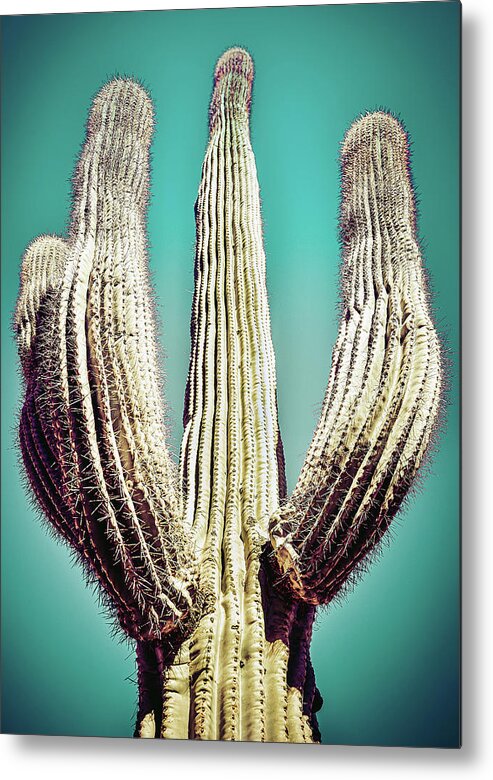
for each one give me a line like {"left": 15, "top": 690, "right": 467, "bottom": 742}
{"left": 342, "top": 110, "right": 408, "bottom": 158}
{"left": 214, "top": 47, "right": 254, "bottom": 84}
{"left": 88, "top": 77, "right": 154, "bottom": 141}
{"left": 209, "top": 47, "right": 254, "bottom": 131}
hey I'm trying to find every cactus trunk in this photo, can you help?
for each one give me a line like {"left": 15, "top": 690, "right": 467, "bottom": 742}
{"left": 132, "top": 49, "right": 320, "bottom": 743}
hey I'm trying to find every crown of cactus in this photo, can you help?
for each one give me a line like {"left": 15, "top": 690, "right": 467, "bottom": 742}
{"left": 15, "top": 47, "right": 442, "bottom": 743}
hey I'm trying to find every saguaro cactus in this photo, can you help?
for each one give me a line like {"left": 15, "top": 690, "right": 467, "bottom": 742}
{"left": 15, "top": 48, "right": 442, "bottom": 742}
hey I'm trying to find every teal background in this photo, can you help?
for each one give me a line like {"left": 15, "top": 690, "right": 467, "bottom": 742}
{"left": 1, "top": 3, "right": 460, "bottom": 747}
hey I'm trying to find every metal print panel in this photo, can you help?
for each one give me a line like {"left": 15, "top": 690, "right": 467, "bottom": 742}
{"left": 1, "top": 1, "right": 460, "bottom": 746}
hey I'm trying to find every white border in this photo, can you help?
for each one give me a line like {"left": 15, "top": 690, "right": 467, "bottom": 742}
{"left": 1, "top": 0, "right": 459, "bottom": 13}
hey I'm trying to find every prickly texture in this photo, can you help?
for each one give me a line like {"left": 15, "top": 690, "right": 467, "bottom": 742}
{"left": 171, "top": 46, "right": 318, "bottom": 743}
{"left": 16, "top": 79, "right": 199, "bottom": 643}
{"left": 16, "top": 53, "right": 442, "bottom": 744}
{"left": 269, "top": 111, "right": 442, "bottom": 605}
{"left": 15, "top": 235, "right": 67, "bottom": 377}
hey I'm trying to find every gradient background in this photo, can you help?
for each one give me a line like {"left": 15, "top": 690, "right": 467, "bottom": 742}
{"left": 1, "top": 2, "right": 460, "bottom": 746}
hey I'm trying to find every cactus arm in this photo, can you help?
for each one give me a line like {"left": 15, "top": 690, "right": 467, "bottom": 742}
{"left": 15, "top": 236, "right": 77, "bottom": 547}
{"left": 16, "top": 79, "right": 199, "bottom": 641}
{"left": 269, "top": 112, "right": 442, "bottom": 605}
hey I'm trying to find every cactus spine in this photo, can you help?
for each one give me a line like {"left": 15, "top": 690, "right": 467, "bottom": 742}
{"left": 15, "top": 48, "right": 442, "bottom": 743}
